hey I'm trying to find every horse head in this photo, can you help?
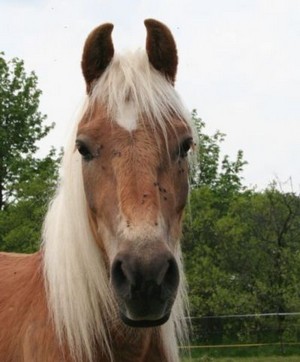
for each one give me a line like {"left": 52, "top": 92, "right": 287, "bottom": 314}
{"left": 77, "top": 19, "right": 193, "bottom": 328}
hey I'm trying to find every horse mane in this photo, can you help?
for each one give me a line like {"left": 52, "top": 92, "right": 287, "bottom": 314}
{"left": 42, "top": 50, "right": 190, "bottom": 362}
{"left": 90, "top": 50, "right": 191, "bottom": 136}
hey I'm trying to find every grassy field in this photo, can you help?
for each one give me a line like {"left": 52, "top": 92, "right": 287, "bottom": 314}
{"left": 180, "top": 344, "right": 300, "bottom": 362}
{"left": 182, "top": 357, "right": 300, "bottom": 361}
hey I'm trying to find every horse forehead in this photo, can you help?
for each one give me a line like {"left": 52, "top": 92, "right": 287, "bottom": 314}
{"left": 115, "top": 101, "right": 138, "bottom": 131}
{"left": 79, "top": 107, "right": 189, "bottom": 142}
{"left": 78, "top": 114, "right": 162, "bottom": 148}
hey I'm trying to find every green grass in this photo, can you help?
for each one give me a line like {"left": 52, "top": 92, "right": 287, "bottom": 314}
{"left": 180, "top": 344, "right": 300, "bottom": 361}
{"left": 182, "top": 357, "right": 300, "bottom": 362}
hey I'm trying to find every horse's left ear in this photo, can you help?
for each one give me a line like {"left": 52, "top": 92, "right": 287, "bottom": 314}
{"left": 81, "top": 23, "right": 114, "bottom": 94}
{"left": 144, "top": 19, "right": 178, "bottom": 85}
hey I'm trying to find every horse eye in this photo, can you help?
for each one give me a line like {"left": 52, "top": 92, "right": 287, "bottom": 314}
{"left": 76, "top": 140, "right": 94, "bottom": 161}
{"left": 179, "top": 137, "right": 193, "bottom": 158}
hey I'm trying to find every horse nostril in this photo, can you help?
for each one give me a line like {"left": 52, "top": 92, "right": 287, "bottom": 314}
{"left": 165, "top": 257, "right": 179, "bottom": 287}
{"left": 111, "top": 259, "right": 131, "bottom": 297}
{"left": 112, "top": 260, "right": 122, "bottom": 285}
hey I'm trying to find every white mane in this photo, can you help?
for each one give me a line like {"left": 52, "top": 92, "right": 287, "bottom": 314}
{"left": 90, "top": 50, "right": 191, "bottom": 135}
{"left": 42, "top": 50, "right": 190, "bottom": 362}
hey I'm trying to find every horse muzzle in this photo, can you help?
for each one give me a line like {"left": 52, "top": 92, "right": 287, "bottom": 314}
{"left": 111, "top": 242, "right": 179, "bottom": 328}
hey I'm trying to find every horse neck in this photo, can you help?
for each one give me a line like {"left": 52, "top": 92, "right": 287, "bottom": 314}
{"left": 102, "top": 326, "right": 168, "bottom": 362}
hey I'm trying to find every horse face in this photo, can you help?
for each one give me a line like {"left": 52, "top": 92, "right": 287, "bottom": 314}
{"left": 77, "top": 19, "right": 192, "bottom": 327}
{"left": 76, "top": 107, "right": 192, "bottom": 327}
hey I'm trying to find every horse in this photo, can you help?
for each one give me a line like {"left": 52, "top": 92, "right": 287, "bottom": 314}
{"left": 0, "top": 19, "right": 194, "bottom": 362}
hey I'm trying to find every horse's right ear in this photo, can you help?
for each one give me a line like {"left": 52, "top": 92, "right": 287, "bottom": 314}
{"left": 81, "top": 23, "right": 114, "bottom": 94}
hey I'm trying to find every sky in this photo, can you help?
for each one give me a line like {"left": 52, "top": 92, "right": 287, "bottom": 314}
{"left": 0, "top": 0, "right": 299, "bottom": 190}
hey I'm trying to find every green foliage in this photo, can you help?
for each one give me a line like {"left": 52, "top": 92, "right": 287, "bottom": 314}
{"left": 0, "top": 53, "right": 59, "bottom": 253}
{"left": 184, "top": 184, "right": 300, "bottom": 343}
{"left": 190, "top": 109, "right": 247, "bottom": 195}
{"left": 0, "top": 52, "right": 54, "bottom": 208}
{"left": 0, "top": 150, "right": 60, "bottom": 252}
{"left": 184, "top": 112, "right": 300, "bottom": 345}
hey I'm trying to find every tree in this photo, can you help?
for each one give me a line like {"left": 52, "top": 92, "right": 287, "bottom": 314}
{"left": 190, "top": 110, "right": 247, "bottom": 197}
{"left": 0, "top": 149, "right": 59, "bottom": 252}
{"left": 183, "top": 111, "right": 249, "bottom": 341}
{"left": 0, "top": 53, "right": 59, "bottom": 252}
{"left": 0, "top": 52, "right": 53, "bottom": 209}
{"left": 183, "top": 111, "right": 300, "bottom": 345}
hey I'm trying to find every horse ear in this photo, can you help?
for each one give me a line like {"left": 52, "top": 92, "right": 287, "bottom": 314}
{"left": 81, "top": 23, "right": 114, "bottom": 94}
{"left": 144, "top": 19, "right": 178, "bottom": 85}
